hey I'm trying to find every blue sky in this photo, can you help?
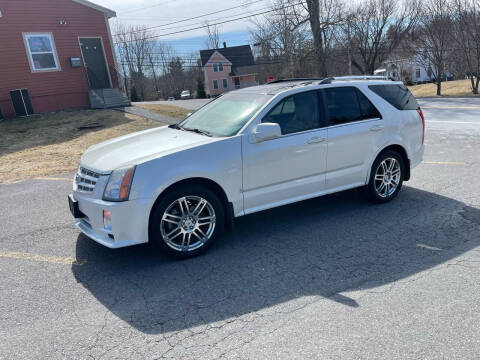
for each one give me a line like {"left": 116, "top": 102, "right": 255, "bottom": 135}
{"left": 91, "top": 0, "right": 262, "bottom": 55}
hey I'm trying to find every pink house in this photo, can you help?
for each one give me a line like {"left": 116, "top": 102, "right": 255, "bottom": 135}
{"left": 200, "top": 44, "right": 258, "bottom": 96}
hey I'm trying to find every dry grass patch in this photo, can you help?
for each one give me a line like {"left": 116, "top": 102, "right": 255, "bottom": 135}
{"left": 0, "top": 109, "right": 161, "bottom": 183}
{"left": 135, "top": 104, "right": 191, "bottom": 119}
{"left": 408, "top": 79, "right": 479, "bottom": 97}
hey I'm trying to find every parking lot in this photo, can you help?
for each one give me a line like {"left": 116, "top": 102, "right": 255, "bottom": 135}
{"left": 1, "top": 97, "right": 479, "bottom": 359}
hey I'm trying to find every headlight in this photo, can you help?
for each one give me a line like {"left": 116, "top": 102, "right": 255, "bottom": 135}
{"left": 103, "top": 165, "right": 136, "bottom": 202}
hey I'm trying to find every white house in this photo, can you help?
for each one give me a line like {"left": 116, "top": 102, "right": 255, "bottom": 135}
{"left": 374, "top": 54, "right": 453, "bottom": 84}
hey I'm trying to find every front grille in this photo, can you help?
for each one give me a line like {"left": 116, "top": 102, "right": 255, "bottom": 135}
{"left": 75, "top": 166, "right": 100, "bottom": 192}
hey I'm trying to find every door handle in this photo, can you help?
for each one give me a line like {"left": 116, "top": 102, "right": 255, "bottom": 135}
{"left": 307, "top": 136, "right": 326, "bottom": 144}
{"left": 370, "top": 125, "right": 384, "bottom": 132}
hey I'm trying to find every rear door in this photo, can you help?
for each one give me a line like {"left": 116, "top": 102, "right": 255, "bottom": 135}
{"left": 323, "top": 86, "right": 385, "bottom": 190}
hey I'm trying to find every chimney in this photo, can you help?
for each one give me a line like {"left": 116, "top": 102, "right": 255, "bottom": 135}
{"left": 223, "top": 42, "right": 227, "bottom": 49}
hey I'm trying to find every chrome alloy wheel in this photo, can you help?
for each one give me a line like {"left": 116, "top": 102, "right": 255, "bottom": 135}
{"left": 374, "top": 157, "right": 401, "bottom": 198}
{"left": 160, "top": 196, "right": 216, "bottom": 252}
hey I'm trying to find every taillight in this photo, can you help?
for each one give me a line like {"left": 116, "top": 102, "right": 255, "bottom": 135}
{"left": 417, "top": 108, "right": 425, "bottom": 144}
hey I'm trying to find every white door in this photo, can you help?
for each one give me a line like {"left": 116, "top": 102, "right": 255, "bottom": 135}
{"left": 242, "top": 90, "right": 328, "bottom": 214}
{"left": 322, "top": 86, "right": 385, "bottom": 190}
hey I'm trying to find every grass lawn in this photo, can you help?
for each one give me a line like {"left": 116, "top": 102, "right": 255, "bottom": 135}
{"left": 408, "top": 79, "right": 478, "bottom": 97}
{"left": 135, "top": 104, "right": 191, "bottom": 119}
{"left": 0, "top": 109, "right": 161, "bottom": 183}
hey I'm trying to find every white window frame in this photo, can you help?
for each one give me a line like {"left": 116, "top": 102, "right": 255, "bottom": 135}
{"left": 24, "top": 32, "right": 60, "bottom": 72}
{"left": 213, "top": 63, "right": 218, "bottom": 72}
{"left": 218, "top": 62, "right": 224, "bottom": 72}
{"left": 222, "top": 78, "right": 228, "bottom": 89}
{"left": 213, "top": 79, "right": 219, "bottom": 89}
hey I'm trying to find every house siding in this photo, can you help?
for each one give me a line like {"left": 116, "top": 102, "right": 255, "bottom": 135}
{"left": 204, "top": 52, "right": 258, "bottom": 96}
{"left": 0, "top": 0, "right": 117, "bottom": 118}
{"left": 204, "top": 52, "right": 232, "bottom": 96}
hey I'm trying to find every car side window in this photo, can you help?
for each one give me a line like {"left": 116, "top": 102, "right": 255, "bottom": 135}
{"left": 356, "top": 89, "right": 382, "bottom": 119}
{"left": 262, "top": 91, "right": 321, "bottom": 135}
{"left": 323, "top": 87, "right": 363, "bottom": 125}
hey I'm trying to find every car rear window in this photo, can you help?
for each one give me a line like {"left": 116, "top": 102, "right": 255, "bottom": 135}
{"left": 368, "top": 84, "right": 419, "bottom": 110}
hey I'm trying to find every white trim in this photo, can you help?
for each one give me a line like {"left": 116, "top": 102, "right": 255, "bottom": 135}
{"left": 204, "top": 50, "right": 232, "bottom": 67}
{"left": 104, "top": 15, "right": 119, "bottom": 87}
{"left": 23, "top": 32, "right": 61, "bottom": 73}
{"left": 71, "top": 0, "right": 116, "bottom": 18}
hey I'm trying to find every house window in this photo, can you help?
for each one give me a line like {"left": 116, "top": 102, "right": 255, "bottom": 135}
{"left": 213, "top": 79, "right": 218, "bottom": 89}
{"left": 222, "top": 78, "right": 228, "bottom": 88}
{"left": 213, "top": 62, "right": 223, "bottom": 72}
{"left": 416, "top": 68, "right": 421, "bottom": 78}
{"left": 24, "top": 33, "right": 60, "bottom": 72}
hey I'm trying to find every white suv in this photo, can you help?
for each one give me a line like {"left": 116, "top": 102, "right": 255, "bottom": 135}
{"left": 69, "top": 77, "right": 425, "bottom": 257}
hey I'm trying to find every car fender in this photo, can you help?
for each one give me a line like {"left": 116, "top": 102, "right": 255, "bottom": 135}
{"left": 130, "top": 136, "right": 244, "bottom": 235}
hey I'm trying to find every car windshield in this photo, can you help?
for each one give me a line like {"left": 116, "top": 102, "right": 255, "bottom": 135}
{"left": 179, "top": 92, "right": 272, "bottom": 137}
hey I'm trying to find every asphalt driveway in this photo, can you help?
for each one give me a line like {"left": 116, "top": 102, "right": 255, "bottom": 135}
{"left": 0, "top": 98, "right": 479, "bottom": 359}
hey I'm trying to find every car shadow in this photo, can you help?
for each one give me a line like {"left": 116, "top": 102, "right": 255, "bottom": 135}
{"left": 72, "top": 186, "right": 480, "bottom": 334}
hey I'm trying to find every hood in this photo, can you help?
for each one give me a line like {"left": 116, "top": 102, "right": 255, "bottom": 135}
{"left": 80, "top": 126, "right": 215, "bottom": 172}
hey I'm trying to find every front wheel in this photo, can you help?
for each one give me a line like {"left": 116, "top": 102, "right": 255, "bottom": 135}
{"left": 150, "top": 185, "right": 225, "bottom": 258}
{"left": 364, "top": 150, "right": 405, "bottom": 203}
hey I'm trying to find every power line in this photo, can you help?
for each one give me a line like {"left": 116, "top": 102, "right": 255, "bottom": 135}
{"left": 117, "top": 0, "right": 178, "bottom": 15}
{"left": 113, "top": 0, "right": 267, "bottom": 36}
{"left": 113, "top": 1, "right": 305, "bottom": 44}
{"left": 117, "top": 4, "right": 272, "bottom": 34}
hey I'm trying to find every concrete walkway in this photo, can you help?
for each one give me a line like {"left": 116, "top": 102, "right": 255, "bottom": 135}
{"left": 133, "top": 99, "right": 211, "bottom": 110}
{"left": 114, "top": 106, "right": 180, "bottom": 125}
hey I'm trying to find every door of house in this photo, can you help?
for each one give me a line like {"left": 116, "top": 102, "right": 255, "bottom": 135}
{"left": 79, "top": 38, "right": 111, "bottom": 89}
{"left": 234, "top": 77, "right": 240, "bottom": 89}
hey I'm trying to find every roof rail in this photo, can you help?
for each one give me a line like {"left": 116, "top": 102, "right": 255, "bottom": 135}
{"left": 268, "top": 78, "right": 325, "bottom": 84}
{"left": 320, "top": 75, "right": 393, "bottom": 84}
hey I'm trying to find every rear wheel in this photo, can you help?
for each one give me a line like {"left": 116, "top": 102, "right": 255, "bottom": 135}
{"left": 150, "top": 185, "right": 225, "bottom": 258}
{"left": 365, "top": 150, "right": 405, "bottom": 203}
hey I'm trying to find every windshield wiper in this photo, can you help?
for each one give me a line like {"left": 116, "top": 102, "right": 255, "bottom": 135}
{"left": 168, "top": 123, "right": 184, "bottom": 130}
{"left": 182, "top": 127, "right": 213, "bottom": 137}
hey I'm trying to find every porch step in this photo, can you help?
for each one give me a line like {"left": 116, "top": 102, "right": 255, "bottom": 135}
{"left": 88, "top": 88, "right": 131, "bottom": 109}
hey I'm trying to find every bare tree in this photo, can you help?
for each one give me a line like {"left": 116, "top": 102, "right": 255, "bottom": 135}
{"left": 114, "top": 24, "right": 155, "bottom": 100}
{"left": 344, "top": 0, "right": 419, "bottom": 75}
{"left": 251, "top": 0, "right": 310, "bottom": 79}
{"left": 417, "top": 0, "right": 453, "bottom": 95}
{"left": 452, "top": 0, "right": 480, "bottom": 93}
{"left": 303, "top": 0, "right": 345, "bottom": 76}
{"left": 204, "top": 22, "right": 221, "bottom": 49}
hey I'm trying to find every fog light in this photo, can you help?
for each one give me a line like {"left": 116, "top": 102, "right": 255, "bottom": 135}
{"left": 103, "top": 210, "right": 112, "bottom": 231}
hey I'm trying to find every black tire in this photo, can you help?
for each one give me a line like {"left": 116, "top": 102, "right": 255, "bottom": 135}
{"left": 364, "top": 150, "right": 405, "bottom": 203}
{"left": 149, "top": 184, "right": 225, "bottom": 258}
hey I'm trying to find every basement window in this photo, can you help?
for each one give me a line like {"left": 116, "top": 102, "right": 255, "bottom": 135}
{"left": 24, "top": 33, "right": 60, "bottom": 72}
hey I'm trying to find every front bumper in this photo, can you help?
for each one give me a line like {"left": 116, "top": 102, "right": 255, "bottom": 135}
{"left": 70, "top": 192, "right": 149, "bottom": 248}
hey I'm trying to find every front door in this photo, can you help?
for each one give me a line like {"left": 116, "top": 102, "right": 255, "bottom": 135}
{"left": 234, "top": 77, "right": 240, "bottom": 89}
{"left": 242, "top": 90, "right": 328, "bottom": 213}
{"left": 79, "top": 38, "right": 111, "bottom": 89}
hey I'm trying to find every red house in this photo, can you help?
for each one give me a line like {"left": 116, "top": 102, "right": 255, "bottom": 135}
{"left": 0, "top": 0, "right": 129, "bottom": 119}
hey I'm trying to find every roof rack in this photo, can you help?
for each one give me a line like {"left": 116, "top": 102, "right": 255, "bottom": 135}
{"left": 320, "top": 75, "right": 393, "bottom": 84}
{"left": 268, "top": 78, "right": 325, "bottom": 84}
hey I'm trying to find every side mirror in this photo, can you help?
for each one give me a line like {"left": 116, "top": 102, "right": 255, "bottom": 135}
{"left": 251, "top": 123, "right": 281, "bottom": 143}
